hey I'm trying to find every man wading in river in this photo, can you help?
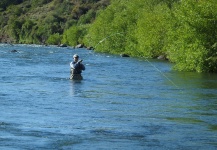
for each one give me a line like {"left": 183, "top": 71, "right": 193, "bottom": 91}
{"left": 70, "top": 54, "right": 85, "bottom": 80}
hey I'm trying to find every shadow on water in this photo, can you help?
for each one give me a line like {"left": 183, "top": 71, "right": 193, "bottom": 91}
{"left": 164, "top": 71, "right": 217, "bottom": 137}
{"left": 169, "top": 71, "right": 217, "bottom": 89}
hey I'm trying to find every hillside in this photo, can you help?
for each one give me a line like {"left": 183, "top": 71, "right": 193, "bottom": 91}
{"left": 0, "top": 0, "right": 110, "bottom": 44}
{"left": 1, "top": 0, "right": 217, "bottom": 73}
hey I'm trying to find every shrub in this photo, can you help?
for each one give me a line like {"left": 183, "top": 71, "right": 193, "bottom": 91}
{"left": 166, "top": 0, "right": 217, "bottom": 72}
{"left": 47, "top": 33, "right": 62, "bottom": 45}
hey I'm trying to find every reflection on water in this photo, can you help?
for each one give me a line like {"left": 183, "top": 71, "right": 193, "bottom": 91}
{"left": 69, "top": 80, "right": 83, "bottom": 96}
{"left": 166, "top": 117, "right": 204, "bottom": 124}
{"left": 170, "top": 71, "right": 217, "bottom": 89}
{"left": 0, "top": 44, "right": 217, "bottom": 149}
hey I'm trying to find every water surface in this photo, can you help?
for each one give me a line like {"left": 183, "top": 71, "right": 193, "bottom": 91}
{"left": 0, "top": 44, "right": 217, "bottom": 149}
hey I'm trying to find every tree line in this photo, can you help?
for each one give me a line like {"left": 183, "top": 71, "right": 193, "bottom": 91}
{"left": 0, "top": 0, "right": 109, "bottom": 44}
{"left": 0, "top": 0, "right": 217, "bottom": 72}
{"left": 85, "top": 0, "right": 217, "bottom": 73}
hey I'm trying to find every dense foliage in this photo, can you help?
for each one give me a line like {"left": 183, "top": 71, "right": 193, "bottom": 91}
{"left": 1, "top": 0, "right": 217, "bottom": 72}
{"left": 0, "top": 0, "right": 109, "bottom": 44}
{"left": 86, "top": 0, "right": 217, "bottom": 72}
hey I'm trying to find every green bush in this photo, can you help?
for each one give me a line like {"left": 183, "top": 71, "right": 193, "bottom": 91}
{"left": 87, "top": 0, "right": 217, "bottom": 72}
{"left": 8, "top": 16, "right": 24, "bottom": 42}
{"left": 78, "top": 9, "right": 96, "bottom": 25}
{"left": 62, "top": 25, "right": 89, "bottom": 46}
{"left": 47, "top": 33, "right": 62, "bottom": 45}
{"left": 19, "top": 19, "right": 36, "bottom": 43}
{"left": 166, "top": 0, "right": 217, "bottom": 72}
{"left": 85, "top": 0, "right": 129, "bottom": 53}
{"left": 136, "top": 3, "right": 171, "bottom": 58}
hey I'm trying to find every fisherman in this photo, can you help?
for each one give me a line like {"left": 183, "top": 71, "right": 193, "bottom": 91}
{"left": 70, "top": 54, "right": 85, "bottom": 80}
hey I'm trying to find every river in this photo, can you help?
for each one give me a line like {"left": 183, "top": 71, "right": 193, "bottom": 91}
{"left": 0, "top": 44, "right": 217, "bottom": 149}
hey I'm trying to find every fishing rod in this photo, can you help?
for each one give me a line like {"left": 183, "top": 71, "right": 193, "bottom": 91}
{"left": 94, "top": 32, "right": 125, "bottom": 49}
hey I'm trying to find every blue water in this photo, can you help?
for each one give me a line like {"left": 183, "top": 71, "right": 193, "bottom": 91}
{"left": 0, "top": 44, "right": 217, "bottom": 149}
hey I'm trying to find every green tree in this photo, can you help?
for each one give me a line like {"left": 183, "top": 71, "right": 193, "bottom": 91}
{"left": 0, "top": 0, "right": 23, "bottom": 11}
{"left": 166, "top": 0, "right": 217, "bottom": 72}
{"left": 19, "top": 19, "right": 36, "bottom": 43}
{"left": 62, "top": 25, "right": 89, "bottom": 46}
{"left": 136, "top": 3, "right": 172, "bottom": 58}
{"left": 8, "top": 16, "right": 24, "bottom": 42}
{"left": 85, "top": 0, "right": 144, "bottom": 54}
{"left": 84, "top": 2, "right": 115, "bottom": 52}
{"left": 47, "top": 33, "right": 61, "bottom": 45}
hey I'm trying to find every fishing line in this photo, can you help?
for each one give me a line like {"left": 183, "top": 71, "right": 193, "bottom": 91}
{"left": 134, "top": 47, "right": 181, "bottom": 89}
{"left": 94, "top": 32, "right": 180, "bottom": 89}
{"left": 144, "top": 58, "right": 180, "bottom": 89}
{"left": 94, "top": 32, "right": 125, "bottom": 49}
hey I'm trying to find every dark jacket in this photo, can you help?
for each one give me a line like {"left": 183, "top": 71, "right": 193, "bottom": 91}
{"left": 70, "top": 61, "right": 85, "bottom": 74}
